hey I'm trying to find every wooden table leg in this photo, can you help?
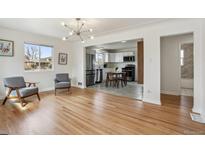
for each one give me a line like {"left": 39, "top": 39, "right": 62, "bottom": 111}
{"left": 105, "top": 79, "right": 108, "bottom": 87}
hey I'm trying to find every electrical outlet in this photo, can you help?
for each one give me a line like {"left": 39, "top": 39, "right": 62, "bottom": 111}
{"left": 147, "top": 90, "right": 151, "bottom": 93}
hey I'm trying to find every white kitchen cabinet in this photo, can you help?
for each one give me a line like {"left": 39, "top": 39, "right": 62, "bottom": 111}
{"left": 115, "top": 53, "right": 119, "bottom": 62}
{"left": 115, "top": 53, "right": 123, "bottom": 62}
{"left": 104, "top": 53, "right": 109, "bottom": 62}
{"left": 105, "top": 52, "right": 134, "bottom": 63}
{"left": 129, "top": 52, "right": 134, "bottom": 56}
{"left": 109, "top": 53, "right": 116, "bottom": 62}
{"left": 123, "top": 52, "right": 134, "bottom": 56}
{"left": 109, "top": 53, "right": 123, "bottom": 62}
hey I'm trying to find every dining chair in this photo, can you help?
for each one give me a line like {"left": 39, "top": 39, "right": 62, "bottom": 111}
{"left": 105, "top": 72, "right": 117, "bottom": 87}
{"left": 117, "top": 72, "right": 127, "bottom": 87}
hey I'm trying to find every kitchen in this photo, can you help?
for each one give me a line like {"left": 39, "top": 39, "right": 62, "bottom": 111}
{"left": 85, "top": 39, "right": 144, "bottom": 100}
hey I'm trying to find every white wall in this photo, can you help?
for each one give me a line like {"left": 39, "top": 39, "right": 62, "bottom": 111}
{"left": 201, "top": 20, "right": 205, "bottom": 116}
{"left": 160, "top": 33, "right": 193, "bottom": 95}
{"left": 181, "top": 78, "right": 193, "bottom": 89}
{"left": 0, "top": 27, "right": 71, "bottom": 98}
{"left": 69, "top": 19, "right": 205, "bottom": 115}
{"left": 70, "top": 45, "right": 85, "bottom": 87}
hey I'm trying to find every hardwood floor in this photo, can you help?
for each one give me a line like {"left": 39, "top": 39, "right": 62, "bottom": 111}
{"left": 0, "top": 87, "right": 204, "bottom": 135}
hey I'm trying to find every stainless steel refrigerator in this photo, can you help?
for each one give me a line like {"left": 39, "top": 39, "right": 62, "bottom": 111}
{"left": 86, "top": 54, "right": 95, "bottom": 86}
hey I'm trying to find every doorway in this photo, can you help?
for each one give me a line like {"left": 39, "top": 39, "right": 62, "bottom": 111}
{"left": 160, "top": 33, "right": 194, "bottom": 108}
{"left": 180, "top": 43, "right": 194, "bottom": 96}
{"left": 85, "top": 39, "right": 144, "bottom": 100}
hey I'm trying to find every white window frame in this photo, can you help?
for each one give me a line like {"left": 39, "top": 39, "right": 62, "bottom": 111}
{"left": 180, "top": 49, "right": 184, "bottom": 66}
{"left": 24, "top": 42, "right": 54, "bottom": 72}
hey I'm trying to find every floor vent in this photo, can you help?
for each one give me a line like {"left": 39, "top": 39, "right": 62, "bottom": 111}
{"left": 78, "top": 82, "right": 82, "bottom": 86}
{"left": 190, "top": 113, "right": 205, "bottom": 124}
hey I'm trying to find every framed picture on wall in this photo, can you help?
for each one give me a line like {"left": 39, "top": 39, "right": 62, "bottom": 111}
{"left": 0, "top": 39, "right": 14, "bottom": 57}
{"left": 58, "top": 53, "right": 68, "bottom": 65}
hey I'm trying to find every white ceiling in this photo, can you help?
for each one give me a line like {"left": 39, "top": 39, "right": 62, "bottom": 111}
{"left": 87, "top": 39, "right": 140, "bottom": 51}
{"left": 0, "top": 18, "right": 168, "bottom": 41}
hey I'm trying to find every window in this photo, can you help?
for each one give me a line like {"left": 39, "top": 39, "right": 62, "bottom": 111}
{"left": 24, "top": 43, "right": 53, "bottom": 71}
{"left": 180, "top": 49, "right": 184, "bottom": 66}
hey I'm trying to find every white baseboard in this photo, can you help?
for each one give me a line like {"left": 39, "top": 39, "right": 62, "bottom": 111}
{"left": 40, "top": 85, "right": 84, "bottom": 92}
{"left": 160, "top": 90, "right": 180, "bottom": 96}
{"left": 40, "top": 87, "right": 54, "bottom": 92}
{"left": 71, "top": 84, "right": 85, "bottom": 89}
{"left": 143, "top": 98, "right": 161, "bottom": 105}
{"left": 192, "top": 106, "right": 201, "bottom": 114}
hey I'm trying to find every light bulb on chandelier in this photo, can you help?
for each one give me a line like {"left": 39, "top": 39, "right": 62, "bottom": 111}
{"left": 62, "top": 37, "right": 68, "bottom": 41}
{"left": 90, "top": 36, "right": 94, "bottom": 39}
{"left": 69, "top": 31, "right": 74, "bottom": 36}
{"left": 61, "top": 22, "right": 66, "bottom": 26}
{"left": 61, "top": 18, "right": 94, "bottom": 43}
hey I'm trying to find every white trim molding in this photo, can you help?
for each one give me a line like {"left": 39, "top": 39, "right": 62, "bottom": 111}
{"left": 160, "top": 90, "right": 181, "bottom": 96}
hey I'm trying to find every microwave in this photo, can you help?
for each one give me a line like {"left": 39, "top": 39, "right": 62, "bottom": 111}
{"left": 123, "top": 56, "right": 135, "bottom": 62}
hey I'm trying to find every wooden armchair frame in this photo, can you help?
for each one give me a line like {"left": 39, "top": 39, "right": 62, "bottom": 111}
{"left": 2, "top": 82, "right": 40, "bottom": 107}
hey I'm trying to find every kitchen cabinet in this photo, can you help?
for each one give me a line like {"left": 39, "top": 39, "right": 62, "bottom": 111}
{"left": 104, "top": 53, "right": 109, "bottom": 62}
{"left": 104, "top": 52, "right": 134, "bottom": 63}
{"left": 115, "top": 53, "right": 123, "bottom": 62}
{"left": 123, "top": 52, "right": 134, "bottom": 56}
{"left": 109, "top": 53, "right": 116, "bottom": 62}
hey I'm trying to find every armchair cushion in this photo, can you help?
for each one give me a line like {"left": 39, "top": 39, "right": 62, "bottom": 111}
{"left": 3, "top": 76, "right": 26, "bottom": 89}
{"left": 56, "top": 73, "right": 70, "bottom": 82}
{"left": 19, "top": 87, "right": 38, "bottom": 97}
{"left": 55, "top": 82, "right": 71, "bottom": 89}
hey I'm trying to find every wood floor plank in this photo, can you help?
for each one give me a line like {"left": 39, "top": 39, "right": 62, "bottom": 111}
{"left": 0, "top": 87, "right": 204, "bottom": 135}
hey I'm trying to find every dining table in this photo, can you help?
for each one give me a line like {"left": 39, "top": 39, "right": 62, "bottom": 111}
{"left": 105, "top": 72, "right": 127, "bottom": 88}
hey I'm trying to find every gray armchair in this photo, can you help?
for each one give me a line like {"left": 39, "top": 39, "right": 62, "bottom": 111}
{"left": 2, "top": 76, "right": 40, "bottom": 107}
{"left": 54, "top": 73, "right": 71, "bottom": 95}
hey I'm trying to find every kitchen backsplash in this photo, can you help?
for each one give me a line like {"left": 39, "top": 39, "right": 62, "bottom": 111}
{"left": 106, "top": 62, "right": 136, "bottom": 71}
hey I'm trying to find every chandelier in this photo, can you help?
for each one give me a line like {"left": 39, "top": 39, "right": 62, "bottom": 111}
{"left": 61, "top": 18, "right": 94, "bottom": 43}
